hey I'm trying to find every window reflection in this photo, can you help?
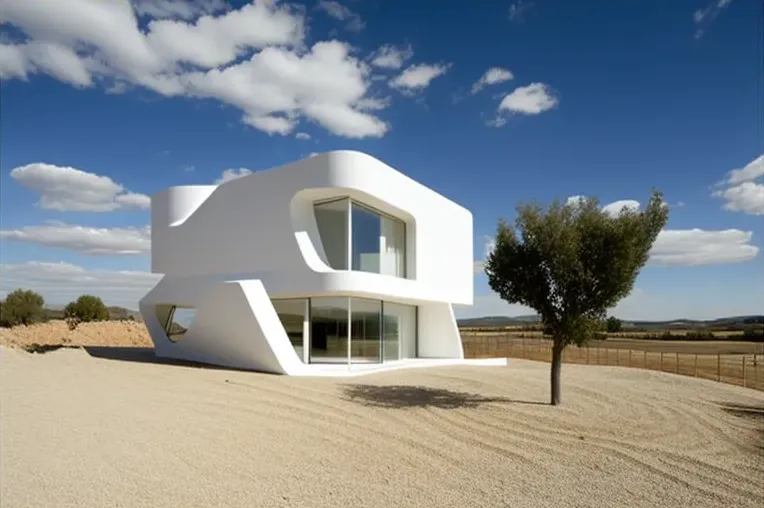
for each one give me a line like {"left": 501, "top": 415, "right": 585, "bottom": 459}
{"left": 314, "top": 198, "right": 406, "bottom": 278}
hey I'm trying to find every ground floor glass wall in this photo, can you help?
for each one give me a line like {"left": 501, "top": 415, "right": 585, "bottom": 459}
{"left": 272, "top": 297, "right": 417, "bottom": 364}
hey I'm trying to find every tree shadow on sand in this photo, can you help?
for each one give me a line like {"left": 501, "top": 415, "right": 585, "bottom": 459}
{"left": 343, "top": 384, "right": 547, "bottom": 410}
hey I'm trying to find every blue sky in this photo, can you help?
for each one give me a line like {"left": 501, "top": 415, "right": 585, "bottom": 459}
{"left": 0, "top": 0, "right": 762, "bottom": 320}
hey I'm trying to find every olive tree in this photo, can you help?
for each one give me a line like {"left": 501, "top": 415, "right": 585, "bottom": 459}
{"left": 64, "top": 295, "right": 109, "bottom": 324}
{"left": 0, "top": 289, "right": 46, "bottom": 327}
{"left": 484, "top": 190, "right": 668, "bottom": 405}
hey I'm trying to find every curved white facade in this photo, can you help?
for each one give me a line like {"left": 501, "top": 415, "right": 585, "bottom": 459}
{"left": 139, "top": 150, "right": 490, "bottom": 376}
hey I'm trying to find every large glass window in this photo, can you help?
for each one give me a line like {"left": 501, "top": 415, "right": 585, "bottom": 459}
{"left": 351, "top": 203, "right": 381, "bottom": 273}
{"left": 350, "top": 298, "right": 381, "bottom": 363}
{"left": 314, "top": 198, "right": 406, "bottom": 278}
{"left": 314, "top": 198, "right": 349, "bottom": 270}
{"left": 272, "top": 299, "right": 308, "bottom": 363}
{"left": 380, "top": 213, "right": 406, "bottom": 278}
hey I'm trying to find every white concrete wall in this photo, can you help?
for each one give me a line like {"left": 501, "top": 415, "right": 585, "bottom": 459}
{"left": 150, "top": 151, "right": 473, "bottom": 306}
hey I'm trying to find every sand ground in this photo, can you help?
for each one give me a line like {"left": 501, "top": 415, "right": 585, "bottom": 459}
{"left": 1, "top": 346, "right": 763, "bottom": 508}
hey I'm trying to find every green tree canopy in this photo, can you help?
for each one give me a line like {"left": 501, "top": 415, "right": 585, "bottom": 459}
{"left": 64, "top": 295, "right": 109, "bottom": 323}
{"left": 606, "top": 316, "right": 623, "bottom": 333}
{"left": 0, "top": 289, "right": 46, "bottom": 327}
{"left": 484, "top": 190, "right": 668, "bottom": 405}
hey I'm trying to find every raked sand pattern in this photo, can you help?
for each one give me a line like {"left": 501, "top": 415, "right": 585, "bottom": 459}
{"left": 1, "top": 345, "right": 762, "bottom": 508}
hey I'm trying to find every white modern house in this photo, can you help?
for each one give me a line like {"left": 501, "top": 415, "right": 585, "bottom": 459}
{"left": 139, "top": 150, "right": 504, "bottom": 376}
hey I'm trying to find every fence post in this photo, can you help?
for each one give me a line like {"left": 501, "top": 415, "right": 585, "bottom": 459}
{"left": 675, "top": 353, "right": 679, "bottom": 374}
{"left": 629, "top": 350, "right": 632, "bottom": 368}
{"left": 660, "top": 352, "right": 664, "bottom": 372}
{"left": 587, "top": 347, "right": 590, "bottom": 365}
{"left": 717, "top": 354, "right": 721, "bottom": 382}
{"left": 597, "top": 347, "right": 600, "bottom": 364}
{"left": 694, "top": 354, "right": 698, "bottom": 378}
{"left": 742, "top": 355, "right": 746, "bottom": 388}
{"left": 643, "top": 350, "right": 646, "bottom": 368}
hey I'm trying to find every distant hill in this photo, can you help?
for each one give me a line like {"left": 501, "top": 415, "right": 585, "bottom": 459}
{"left": 43, "top": 306, "right": 143, "bottom": 322}
{"left": 457, "top": 314, "right": 764, "bottom": 330}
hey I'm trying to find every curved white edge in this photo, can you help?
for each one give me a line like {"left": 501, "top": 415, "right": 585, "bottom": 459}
{"left": 141, "top": 278, "right": 306, "bottom": 375}
{"left": 150, "top": 150, "right": 473, "bottom": 306}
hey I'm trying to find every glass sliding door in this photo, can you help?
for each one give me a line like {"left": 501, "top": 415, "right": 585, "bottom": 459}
{"left": 350, "top": 298, "right": 381, "bottom": 363}
{"left": 383, "top": 302, "right": 417, "bottom": 360}
{"left": 272, "top": 299, "right": 308, "bottom": 363}
{"left": 309, "top": 297, "right": 349, "bottom": 363}
{"left": 314, "top": 198, "right": 350, "bottom": 270}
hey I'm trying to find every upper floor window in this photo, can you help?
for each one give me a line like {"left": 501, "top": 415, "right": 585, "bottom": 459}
{"left": 314, "top": 198, "right": 406, "bottom": 278}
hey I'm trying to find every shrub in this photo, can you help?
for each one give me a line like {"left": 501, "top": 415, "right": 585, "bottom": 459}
{"left": 605, "top": 316, "right": 622, "bottom": 333}
{"left": 0, "top": 289, "right": 46, "bottom": 327}
{"left": 64, "top": 295, "right": 109, "bottom": 324}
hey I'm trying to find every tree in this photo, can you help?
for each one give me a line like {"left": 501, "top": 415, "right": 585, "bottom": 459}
{"left": 64, "top": 295, "right": 109, "bottom": 324}
{"left": 0, "top": 289, "right": 46, "bottom": 327}
{"left": 484, "top": 190, "right": 668, "bottom": 405}
{"left": 606, "top": 316, "right": 622, "bottom": 333}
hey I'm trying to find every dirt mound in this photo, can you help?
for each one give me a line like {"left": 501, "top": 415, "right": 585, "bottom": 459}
{"left": 0, "top": 321, "right": 152, "bottom": 350}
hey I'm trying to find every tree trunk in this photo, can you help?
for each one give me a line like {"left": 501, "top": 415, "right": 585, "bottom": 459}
{"left": 550, "top": 340, "right": 564, "bottom": 406}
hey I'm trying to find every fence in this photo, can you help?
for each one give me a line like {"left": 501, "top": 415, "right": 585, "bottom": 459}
{"left": 461, "top": 334, "right": 764, "bottom": 392}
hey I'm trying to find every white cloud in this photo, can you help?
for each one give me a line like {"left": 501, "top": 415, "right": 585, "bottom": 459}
{"left": 0, "top": 0, "right": 392, "bottom": 138}
{"left": 471, "top": 67, "right": 513, "bottom": 94}
{"left": 369, "top": 44, "right": 413, "bottom": 70}
{"left": 215, "top": 168, "right": 253, "bottom": 184}
{"left": 693, "top": 0, "right": 737, "bottom": 39}
{"left": 144, "top": 1, "right": 303, "bottom": 69}
{"left": 508, "top": 0, "right": 533, "bottom": 23}
{"left": 132, "top": 0, "right": 229, "bottom": 20}
{"left": 498, "top": 82, "right": 558, "bottom": 115}
{"left": 0, "top": 222, "right": 150, "bottom": 255}
{"left": 650, "top": 229, "right": 759, "bottom": 266}
{"left": 601, "top": 199, "right": 641, "bottom": 216}
{"left": 389, "top": 63, "right": 450, "bottom": 95}
{"left": 180, "top": 41, "right": 389, "bottom": 138}
{"left": 712, "top": 155, "right": 764, "bottom": 215}
{"left": 295, "top": 132, "right": 311, "bottom": 140}
{"left": 723, "top": 154, "right": 764, "bottom": 185}
{"left": 9, "top": 163, "right": 150, "bottom": 212}
{"left": 315, "top": 1, "right": 365, "bottom": 32}
{"left": 0, "top": 261, "right": 160, "bottom": 309}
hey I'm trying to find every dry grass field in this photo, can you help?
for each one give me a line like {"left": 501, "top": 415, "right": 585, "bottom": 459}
{"left": 461, "top": 332, "right": 764, "bottom": 391}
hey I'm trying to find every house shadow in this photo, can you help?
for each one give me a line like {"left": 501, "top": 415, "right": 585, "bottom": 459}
{"left": 343, "top": 384, "right": 547, "bottom": 410}
{"left": 82, "top": 346, "right": 258, "bottom": 373}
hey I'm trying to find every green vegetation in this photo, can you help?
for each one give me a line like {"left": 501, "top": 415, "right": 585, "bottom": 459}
{"left": 1, "top": 288, "right": 142, "bottom": 328}
{"left": 0, "top": 289, "right": 47, "bottom": 327}
{"left": 484, "top": 190, "right": 668, "bottom": 405}
{"left": 64, "top": 295, "right": 110, "bottom": 330}
{"left": 64, "top": 295, "right": 109, "bottom": 322}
